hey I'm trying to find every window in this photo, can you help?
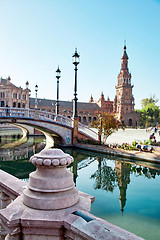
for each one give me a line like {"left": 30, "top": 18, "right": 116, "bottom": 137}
{"left": 13, "top": 102, "right": 16, "bottom": 108}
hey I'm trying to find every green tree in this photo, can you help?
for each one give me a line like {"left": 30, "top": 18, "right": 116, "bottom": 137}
{"left": 140, "top": 96, "right": 160, "bottom": 127}
{"left": 90, "top": 112, "right": 121, "bottom": 143}
{"left": 141, "top": 95, "right": 158, "bottom": 109}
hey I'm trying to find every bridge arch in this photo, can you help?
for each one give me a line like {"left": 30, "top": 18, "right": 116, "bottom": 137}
{"left": 0, "top": 107, "right": 98, "bottom": 145}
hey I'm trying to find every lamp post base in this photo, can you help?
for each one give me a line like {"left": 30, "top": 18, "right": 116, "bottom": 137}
{"left": 73, "top": 117, "right": 79, "bottom": 144}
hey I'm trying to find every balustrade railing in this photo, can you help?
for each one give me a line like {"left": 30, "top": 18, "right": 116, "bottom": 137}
{"left": 78, "top": 123, "right": 98, "bottom": 141}
{"left": 0, "top": 107, "right": 73, "bottom": 127}
{"left": 0, "top": 170, "right": 27, "bottom": 239}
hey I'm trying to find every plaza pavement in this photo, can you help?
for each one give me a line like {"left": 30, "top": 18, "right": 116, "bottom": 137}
{"left": 76, "top": 128, "right": 160, "bottom": 164}
{"left": 106, "top": 128, "right": 160, "bottom": 145}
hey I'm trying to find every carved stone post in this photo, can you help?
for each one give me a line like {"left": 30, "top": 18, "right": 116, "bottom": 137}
{"left": 23, "top": 148, "right": 79, "bottom": 210}
{"left": 0, "top": 149, "right": 92, "bottom": 239}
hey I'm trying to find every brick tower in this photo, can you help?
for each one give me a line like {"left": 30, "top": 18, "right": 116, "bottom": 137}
{"left": 113, "top": 43, "right": 139, "bottom": 126}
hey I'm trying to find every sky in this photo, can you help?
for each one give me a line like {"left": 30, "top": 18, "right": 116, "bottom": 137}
{"left": 0, "top": 0, "right": 160, "bottom": 109}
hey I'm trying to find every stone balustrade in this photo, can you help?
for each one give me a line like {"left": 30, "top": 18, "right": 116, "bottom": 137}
{"left": 0, "top": 149, "right": 144, "bottom": 240}
{"left": 0, "top": 170, "right": 27, "bottom": 239}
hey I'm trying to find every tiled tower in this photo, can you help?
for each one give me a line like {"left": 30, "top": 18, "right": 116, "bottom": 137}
{"left": 114, "top": 44, "right": 139, "bottom": 126}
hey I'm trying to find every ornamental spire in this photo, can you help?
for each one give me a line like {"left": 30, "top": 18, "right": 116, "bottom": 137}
{"left": 121, "top": 42, "right": 129, "bottom": 70}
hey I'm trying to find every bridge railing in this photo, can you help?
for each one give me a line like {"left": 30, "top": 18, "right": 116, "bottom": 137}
{"left": 0, "top": 107, "right": 73, "bottom": 127}
{"left": 0, "top": 170, "right": 27, "bottom": 239}
{"left": 78, "top": 123, "right": 98, "bottom": 141}
{"left": 37, "top": 110, "right": 73, "bottom": 127}
{"left": 0, "top": 107, "right": 98, "bottom": 140}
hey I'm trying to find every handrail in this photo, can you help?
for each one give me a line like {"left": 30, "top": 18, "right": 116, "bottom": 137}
{"left": 78, "top": 122, "right": 98, "bottom": 141}
{"left": 0, "top": 107, "right": 98, "bottom": 141}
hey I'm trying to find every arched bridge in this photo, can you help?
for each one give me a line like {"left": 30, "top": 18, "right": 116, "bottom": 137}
{"left": 0, "top": 107, "right": 98, "bottom": 146}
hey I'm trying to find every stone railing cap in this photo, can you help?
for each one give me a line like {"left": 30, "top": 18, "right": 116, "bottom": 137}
{"left": 30, "top": 148, "right": 73, "bottom": 167}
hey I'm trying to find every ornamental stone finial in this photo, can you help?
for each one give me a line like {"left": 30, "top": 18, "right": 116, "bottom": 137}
{"left": 30, "top": 148, "right": 74, "bottom": 167}
{"left": 23, "top": 148, "right": 79, "bottom": 210}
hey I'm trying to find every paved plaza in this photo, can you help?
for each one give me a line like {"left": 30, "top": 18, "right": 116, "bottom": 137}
{"left": 106, "top": 128, "right": 160, "bottom": 145}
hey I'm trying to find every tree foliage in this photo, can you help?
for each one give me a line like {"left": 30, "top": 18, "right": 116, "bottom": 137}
{"left": 90, "top": 112, "right": 121, "bottom": 142}
{"left": 140, "top": 96, "right": 160, "bottom": 127}
{"left": 141, "top": 95, "right": 158, "bottom": 109}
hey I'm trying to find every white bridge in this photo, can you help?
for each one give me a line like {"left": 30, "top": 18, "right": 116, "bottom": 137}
{"left": 0, "top": 107, "right": 98, "bottom": 146}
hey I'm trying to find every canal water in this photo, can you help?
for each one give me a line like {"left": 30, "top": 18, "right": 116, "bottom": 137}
{"left": 0, "top": 129, "right": 160, "bottom": 240}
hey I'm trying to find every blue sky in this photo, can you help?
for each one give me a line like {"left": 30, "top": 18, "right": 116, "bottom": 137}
{"left": 0, "top": 0, "right": 160, "bottom": 109}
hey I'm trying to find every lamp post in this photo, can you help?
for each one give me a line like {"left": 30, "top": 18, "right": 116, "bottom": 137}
{"left": 98, "top": 114, "right": 102, "bottom": 145}
{"left": 35, "top": 84, "right": 38, "bottom": 110}
{"left": 72, "top": 48, "right": 80, "bottom": 118}
{"left": 72, "top": 48, "right": 80, "bottom": 144}
{"left": 56, "top": 65, "right": 61, "bottom": 115}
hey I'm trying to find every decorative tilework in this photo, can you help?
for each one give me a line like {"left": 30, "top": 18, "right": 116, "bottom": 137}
{"left": 17, "top": 119, "right": 72, "bottom": 145}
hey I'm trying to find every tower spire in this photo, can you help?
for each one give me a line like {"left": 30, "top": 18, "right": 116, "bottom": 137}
{"left": 121, "top": 42, "right": 128, "bottom": 70}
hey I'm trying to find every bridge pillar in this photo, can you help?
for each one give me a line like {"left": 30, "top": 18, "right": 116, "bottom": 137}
{"left": 73, "top": 117, "right": 79, "bottom": 144}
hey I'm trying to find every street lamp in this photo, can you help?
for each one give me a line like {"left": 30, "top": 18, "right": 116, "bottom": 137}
{"left": 56, "top": 65, "right": 61, "bottom": 115}
{"left": 98, "top": 114, "right": 102, "bottom": 145}
{"left": 35, "top": 84, "right": 38, "bottom": 110}
{"left": 72, "top": 48, "right": 80, "bottom": 118}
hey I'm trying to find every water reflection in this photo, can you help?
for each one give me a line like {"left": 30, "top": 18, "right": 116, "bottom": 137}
{"left": 68, "top": 149, "right": 160, "bottom": 218}
{"left": 0, "top": 133, "right": 23, "bottom": 146}
{"left": 115, "top": 161, "right": 130, "bottom": 214}
{"left": 90, "top": 157, "right": 117, "bottom": 192}
{"left": 0, "top": 136, "right": 46, "bottom": 161}
{"left": 0, "top": 134, "right": 160, "bottom": 239}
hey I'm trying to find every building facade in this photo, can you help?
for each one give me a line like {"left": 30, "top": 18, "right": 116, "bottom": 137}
{"left": 29, "top": 97, "right": 100, "bottom": 124}
{"left": 0, "top": 77, "right": 30, "bottom": 108}
{"left": 90, "top": 93, "right": 113, "bottom": 113}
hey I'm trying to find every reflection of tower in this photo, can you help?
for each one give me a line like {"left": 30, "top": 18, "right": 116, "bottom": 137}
{"left": 97, "top": 157, "right": 103, "bottom": 189}
{"left": 115, "top": 161, "right": 131, "bottom": 214}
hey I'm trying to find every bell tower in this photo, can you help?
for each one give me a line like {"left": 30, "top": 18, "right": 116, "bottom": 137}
{"left": 114, "top": 43, "right": 134, "bottom": 120}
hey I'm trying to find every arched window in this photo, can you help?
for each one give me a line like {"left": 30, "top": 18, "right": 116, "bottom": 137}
{"left": 1, "top": 101, "right": 5, "bottom": 107}
{"left": 78, "top": 116, "right": 81, "bottom": 122}
{"left": 83, "top": 116, "right": 87, "bottom": 124}
{"left": 129, "top": 118, "right": 132, "bottom": 126}
{"left": 18, "top": 103, "right": 21, "bottom": 108}
{"left": 93, "top": 117, "right": 96, "bottom": 121}
{"left": 13, "top": 102, "right": 16, "bottom": 108}
{"left": 22, "top": 103, "right": 25, "bottom": 108}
